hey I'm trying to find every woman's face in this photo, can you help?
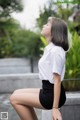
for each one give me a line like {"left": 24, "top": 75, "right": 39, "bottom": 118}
{"left": 41, "top": 21, "right": 52, "bottom": 37}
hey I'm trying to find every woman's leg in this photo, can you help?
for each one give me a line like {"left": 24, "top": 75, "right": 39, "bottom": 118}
{"left": 9, "top": 88, "right": 45, "bottom": 120}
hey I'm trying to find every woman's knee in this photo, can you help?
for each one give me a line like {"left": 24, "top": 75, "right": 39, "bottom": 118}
{"left": 9, "top": 93, "right": 18, "bottom": 105}
{"left": 13, "top": 89, "right": 22, "bottom": 94}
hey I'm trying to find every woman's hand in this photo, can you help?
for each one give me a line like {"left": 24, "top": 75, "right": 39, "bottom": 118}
{"left": 52, "top": 108, "right": 62, "bottom": 120}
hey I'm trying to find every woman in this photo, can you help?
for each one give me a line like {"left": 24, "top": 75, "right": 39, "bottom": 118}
{"left": 9, "top": 16, "right": 69, "bottom": 120}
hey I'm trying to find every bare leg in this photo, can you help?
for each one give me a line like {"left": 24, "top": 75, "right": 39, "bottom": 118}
{"left": 11, "top": 102, "right": 37, "bottom": 120}
{"left": 11, "top": 88, "right": 42, "bottom": 120}
{"left": 9, "top": 88, "right": 45, "bottom": 120}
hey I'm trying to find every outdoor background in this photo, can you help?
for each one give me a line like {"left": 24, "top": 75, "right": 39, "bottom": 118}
{"left": 0, "top": 0, "right": 80, "bottom": 120}
{"left": 0, "top": 0, "right": 80, "bottom": 91}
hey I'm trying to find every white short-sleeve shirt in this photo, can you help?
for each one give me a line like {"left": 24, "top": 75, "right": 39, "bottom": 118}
{"left": 38, "top": 42, "right": 66, "bottom": 84}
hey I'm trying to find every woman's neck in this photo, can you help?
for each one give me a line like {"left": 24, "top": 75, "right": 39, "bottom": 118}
{"left": 46, "top": 36, "right": 52, "bottom": 44}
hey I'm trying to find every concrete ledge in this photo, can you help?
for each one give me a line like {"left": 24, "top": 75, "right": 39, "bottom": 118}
{"left": 42, "top": 92, "right": 80, "bottom": 120}
{"left": 0, "top": 58, "right": 39, "bottom": 74}
{"left": 0, "top": 73, "right": 41, "bottom": 93}
{"left": 0, "top": 58, "right": 31, "bottom": 74}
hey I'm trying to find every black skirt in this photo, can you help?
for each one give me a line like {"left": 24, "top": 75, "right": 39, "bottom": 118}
{"left": 39, "top": 80, "right": 66, "bottom": 110}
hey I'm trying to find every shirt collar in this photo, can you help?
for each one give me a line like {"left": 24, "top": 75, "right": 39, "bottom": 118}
{"left": 44, "top": 42, "right": 55, "bottom": 51}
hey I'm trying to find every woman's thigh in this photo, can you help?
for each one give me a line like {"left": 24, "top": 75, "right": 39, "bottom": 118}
{"left": 13, "top": 88, "right": 41, "bottom": 94}
{"left": 10, "top": 89, "right": 46, "bottom": 110}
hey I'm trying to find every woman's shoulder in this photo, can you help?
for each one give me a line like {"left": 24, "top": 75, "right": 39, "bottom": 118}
{"left": 51, "top": 45, "right": 65, "bottom": 53}
{"left": 50, "top": 45, "right": 66, "bottom": 59}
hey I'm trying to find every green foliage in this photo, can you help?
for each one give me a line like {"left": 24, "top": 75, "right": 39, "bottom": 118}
{"left": 0, "top": 37, "right": 12, "bottom": 58}
{"left": 0, "top": 18, "right": 20, "bottom": 38}
{"left": 0, "top": 1, "right": 43, "bottom": 59}
{"left": 0, "top": 26, "right": 43, "bottom": 58}
{"left": 36, "top": 5, "right": 58, "bottom": 30}
{"left": 62, "top": 80, "right": 80, "bottom": 91}
{"left": 65, "top": 32, "right": 80, "bottom": 79}
{"left": 0, "top": 18, "right": 20, "bottom": 58}
{"left": 0, "top": 18, "right": 20, "bottom": 29}
{"left": 56, "top": 0, "right": 80, "bottom": 4}
{"left": 40, "top": 36, "right": 48, "bottom": 46}
{"left": 36, "top": 1, "right": 74, "bottom": 32}
{"left": 0, "top": 0, "right": 23, "bottom": 17}
{"left": 10, "top": 30, "right": 42, "bottom": 58}
{"left": 57, "top": 5, "right": 73, "bottom": 21}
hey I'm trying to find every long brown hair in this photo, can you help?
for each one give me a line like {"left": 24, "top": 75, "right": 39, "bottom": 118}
{"left": 48, "top": 17, "right": 69, "bottom": 51}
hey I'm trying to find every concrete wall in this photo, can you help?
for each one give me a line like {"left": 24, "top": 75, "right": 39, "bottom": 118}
{"left": 0, "top": 58, "right": 39, "bottom": 74}
{"left": 0, "top": 73, "right": 41, "bottom": 93}
{"left": 0, "top": 73, "right": 80, "bottom": 120}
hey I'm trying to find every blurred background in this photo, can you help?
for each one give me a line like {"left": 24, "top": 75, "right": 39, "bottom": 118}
{"left": 0, "top": 0, "right": 80, "bottom": 91}
{"left": 0, "top": 0, "right": 80, "bottom": 120}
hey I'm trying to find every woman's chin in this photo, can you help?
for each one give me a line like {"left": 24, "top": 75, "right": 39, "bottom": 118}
{"left": 41, "top": 31, "right": 45, "bottom": 36}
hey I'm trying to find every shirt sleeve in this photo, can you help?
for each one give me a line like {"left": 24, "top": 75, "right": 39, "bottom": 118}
{"left": 50, "top": 50, "right": 65, "bottom": 75}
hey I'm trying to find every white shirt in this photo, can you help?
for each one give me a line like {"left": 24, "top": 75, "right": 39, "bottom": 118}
{"left": 38, "top": 42, "right": 66, "bottom": 84}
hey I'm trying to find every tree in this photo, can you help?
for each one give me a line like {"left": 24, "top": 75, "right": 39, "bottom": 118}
{"left": 0, "top": 0, "right": 23, "bottom": 17}
{"left": 0, "top": 0, "right": 23, "bottom": 57}
{"left": 10, "top": 29, "right": 42, "bottom": 58}
{"left": 0, "top": 0, "right": 23, "bottom": 38}
{"left": 0, "top": 0, "right": 23, "bottom": 35}
{"left": 36, "top": 0, "right": 73, "bottom": 30}
{"left": 36, "top": 1, "right": 59, "bottom": 30}
{"left": 0, "top": 18, "right": 21, "bottom": 58}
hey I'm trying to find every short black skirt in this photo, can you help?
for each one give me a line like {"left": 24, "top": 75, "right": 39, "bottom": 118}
{"left": 39, "top": 80, "right": 66, "bottom": 110}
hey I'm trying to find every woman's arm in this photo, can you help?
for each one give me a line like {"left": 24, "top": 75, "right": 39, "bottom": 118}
{"left": 52, "top": 73, "right": 61, "bottom": 108}
{"left": 52, "top": 73, "right": 62, "bottom": 120}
